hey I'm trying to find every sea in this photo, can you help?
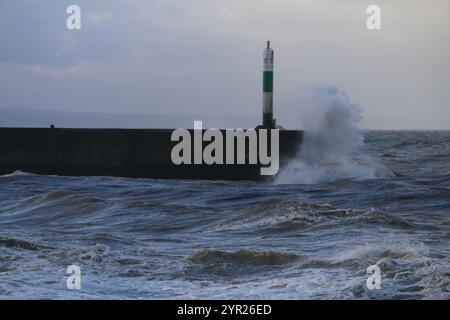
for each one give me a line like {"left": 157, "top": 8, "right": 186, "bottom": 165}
{"left": 0, "top": 129, "right": 449, "bottom": 300}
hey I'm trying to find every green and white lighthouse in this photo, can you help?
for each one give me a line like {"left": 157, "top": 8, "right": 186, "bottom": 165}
{"left": 262, "top": 41, "right": 275, "bottom": 128}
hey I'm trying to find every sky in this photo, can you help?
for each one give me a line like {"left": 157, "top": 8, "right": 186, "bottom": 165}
{"left": 0, "top": 0, "right": 449, "bottom": 129}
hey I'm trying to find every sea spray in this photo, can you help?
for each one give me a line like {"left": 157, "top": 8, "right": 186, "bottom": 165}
{"left": 276, "top": 86, "right": 393, "bottom": 184}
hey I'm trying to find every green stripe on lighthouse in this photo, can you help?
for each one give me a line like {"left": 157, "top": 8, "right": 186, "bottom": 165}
{"left": 263, "top": 71, "right": 273, "bottom": 92}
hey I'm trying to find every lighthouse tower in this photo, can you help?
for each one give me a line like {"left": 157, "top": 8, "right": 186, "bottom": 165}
{"left": 262, "top": 41, "right": 275, "bottom": 128}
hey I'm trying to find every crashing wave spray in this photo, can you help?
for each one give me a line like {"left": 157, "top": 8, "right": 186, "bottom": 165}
{"left": 276, "top": 86, "right": 393, "bottom": 184}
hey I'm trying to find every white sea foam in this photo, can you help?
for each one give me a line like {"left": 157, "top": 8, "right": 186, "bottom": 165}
{"left": 0, "top": 170, "right": 33, "bottom": 178}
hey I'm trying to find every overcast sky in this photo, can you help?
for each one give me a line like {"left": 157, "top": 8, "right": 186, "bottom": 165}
{"left": 0, "top": 0, "right": 449, "bottom": 129}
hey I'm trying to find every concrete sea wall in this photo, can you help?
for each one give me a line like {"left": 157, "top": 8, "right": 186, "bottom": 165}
{"left": 0, "top": 128, "right": 303, "bottom": 181}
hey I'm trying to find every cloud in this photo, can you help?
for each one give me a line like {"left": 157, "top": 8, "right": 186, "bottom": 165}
{"left": 0, "top": 0, "right": 449, "bottom": 129}
{"left": 30, "top": 62, "right": 86, "bottom": 79}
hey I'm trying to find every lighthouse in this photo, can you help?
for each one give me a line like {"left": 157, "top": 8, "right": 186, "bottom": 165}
{"left": 262, "top": 41, "right": 275, "bottom": 128}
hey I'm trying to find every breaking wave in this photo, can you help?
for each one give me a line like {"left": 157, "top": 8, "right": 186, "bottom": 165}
{"left": 277, "top": 86, "right": 394, "bottom": 184}
{"left": 0, "top": 170, "right": 34, "bottom": 178}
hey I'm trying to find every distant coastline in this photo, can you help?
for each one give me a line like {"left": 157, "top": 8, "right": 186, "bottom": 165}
{"left": 1, "top": 108, "right": 448, "bottom": 131}
{"left": 0, "top": 108, "right": 255, "bottom": 129}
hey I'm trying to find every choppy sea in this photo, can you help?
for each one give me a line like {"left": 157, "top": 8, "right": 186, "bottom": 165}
{"left": 0, "top": 130, "right": 449, "bottom": 299}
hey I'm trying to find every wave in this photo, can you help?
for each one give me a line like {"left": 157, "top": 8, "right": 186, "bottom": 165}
{"left": 216, "top": 198, "right": 413, "bottom": 233}
{"left": 0, "top": 170, "right": 34, "bottom": 178}
{"left": 182, "top": 248, "right": 300, "bottom": 279}
{"left": 0, "top": 191, "right": 113, "bottom": 226}
{"left": 0, "top": 238, "right": 49, "bottom": 251}
{"left": 188, "top": 249, "right": 299, "bottom": 266}
{"left": 276, "top": 86, "right": 394, "bottom": 184}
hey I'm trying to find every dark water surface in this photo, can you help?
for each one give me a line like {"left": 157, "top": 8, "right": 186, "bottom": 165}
{"left": 0, "top": 131, "right": 449, "bottom": 299}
